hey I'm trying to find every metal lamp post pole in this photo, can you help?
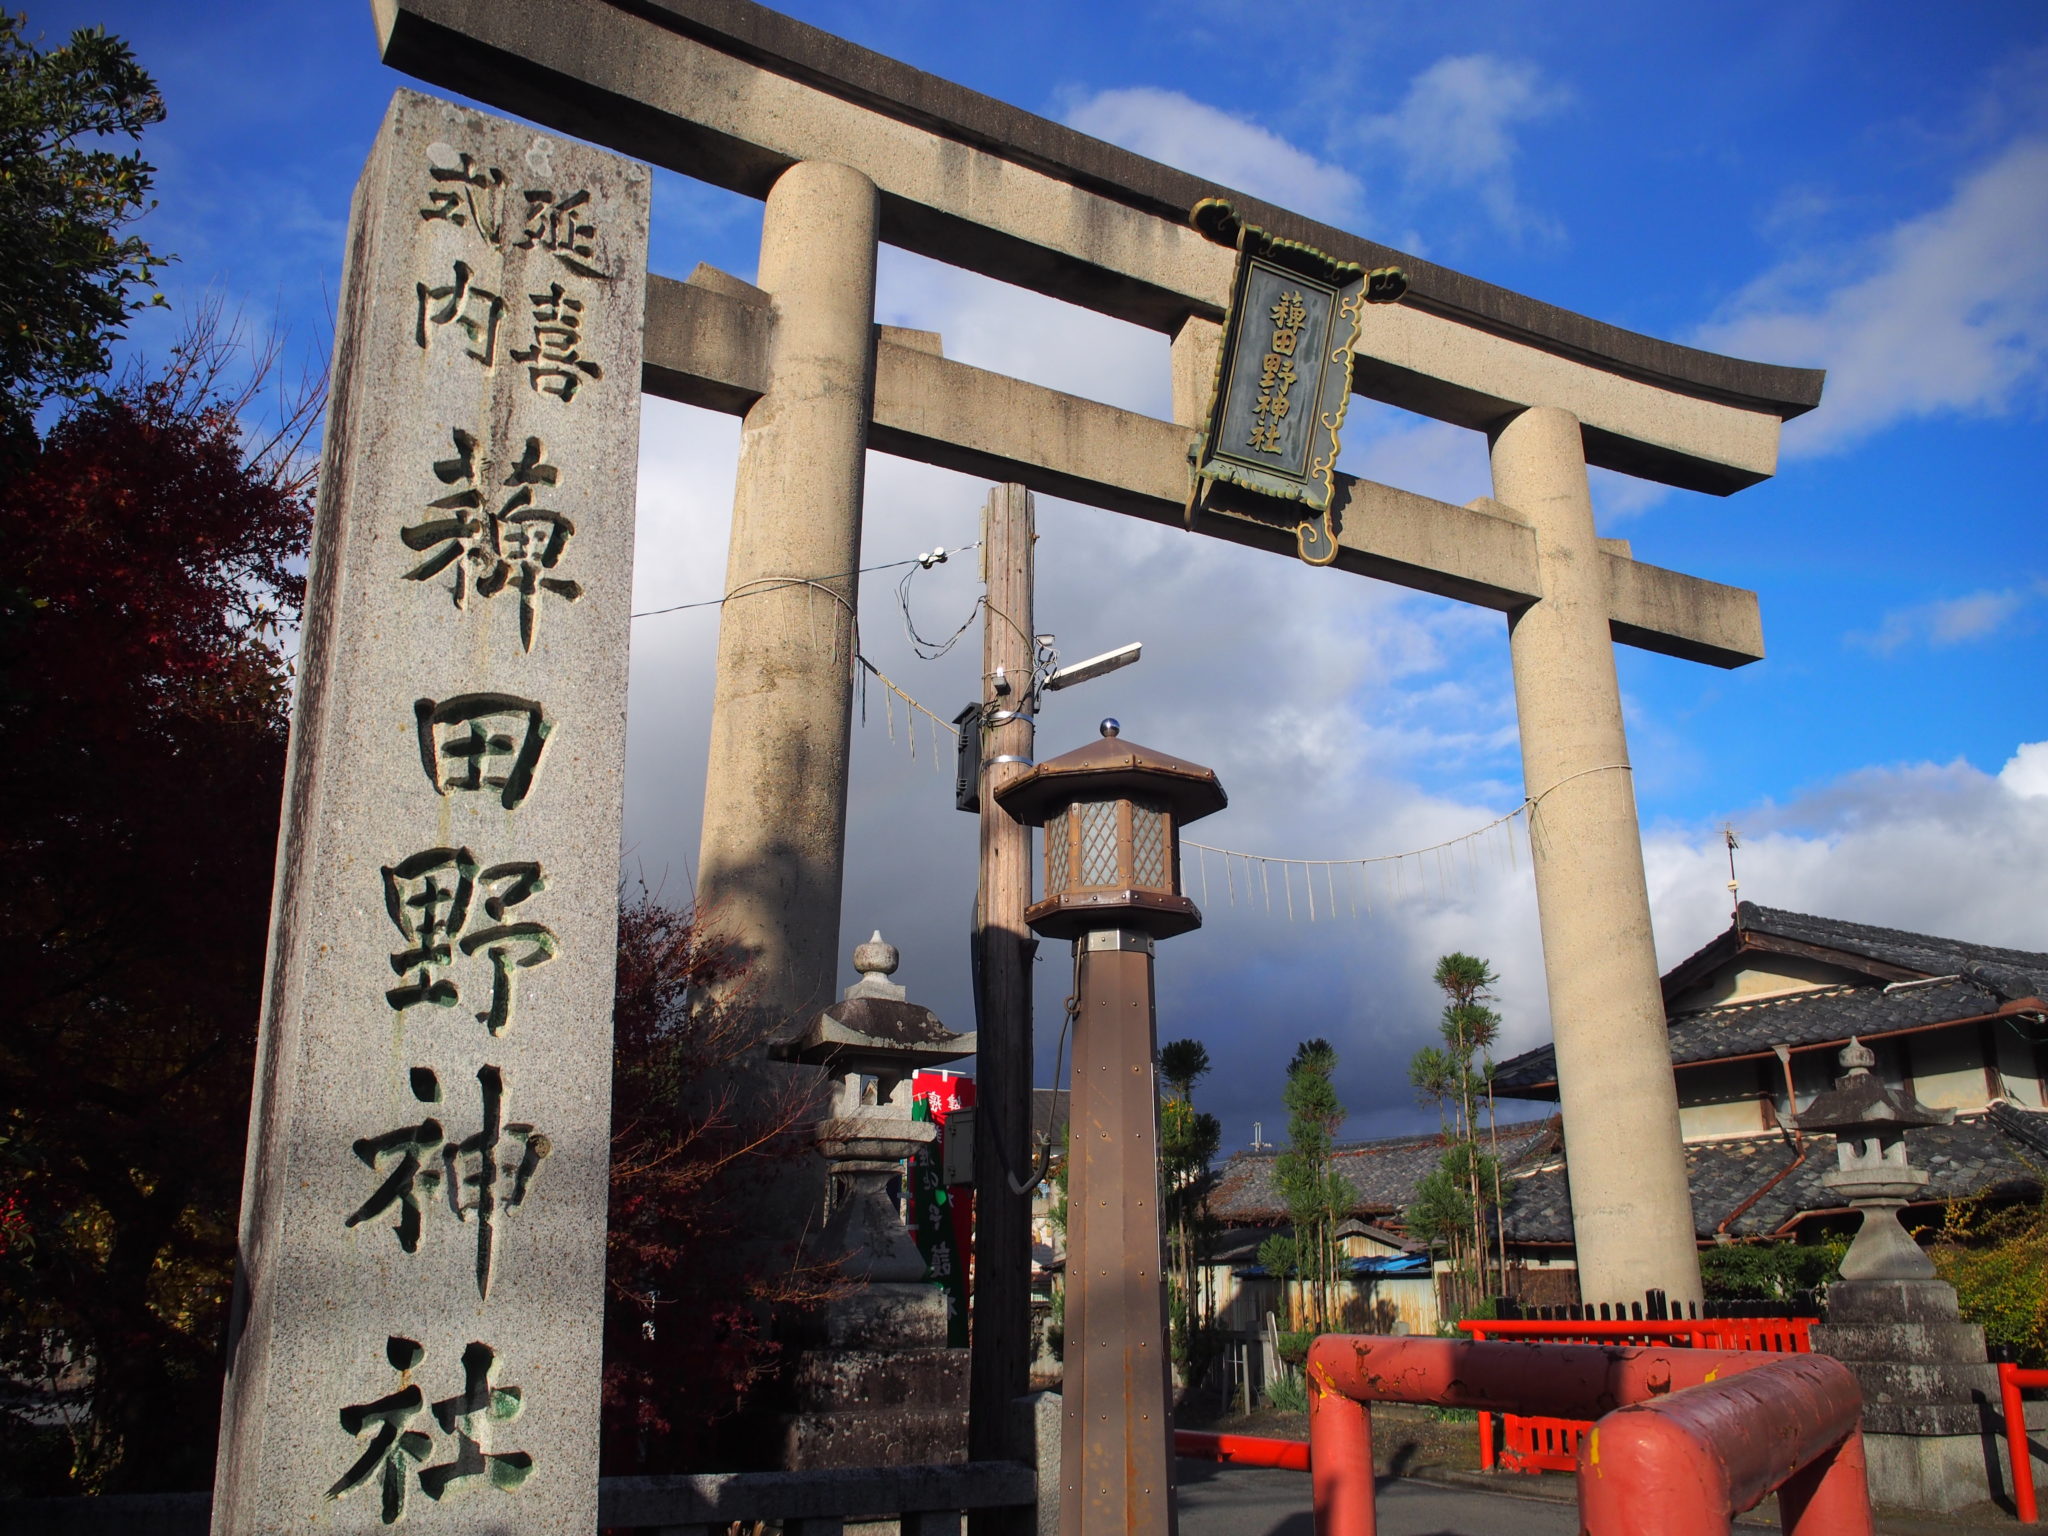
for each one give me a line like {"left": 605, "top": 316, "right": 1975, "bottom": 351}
{"left": 1062, "top": 925, "right": 1176, "bottom": 1536}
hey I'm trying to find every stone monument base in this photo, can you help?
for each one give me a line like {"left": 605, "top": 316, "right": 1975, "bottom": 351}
{"left": 1813, "top": 1280, "right": 2001, "bottom": 1513}
{"left": 784, "top": 1284, "right": 968, "bottom": 1471}
{"left": 1863, "top": 1426, "right": 2005, "bottom": 1513}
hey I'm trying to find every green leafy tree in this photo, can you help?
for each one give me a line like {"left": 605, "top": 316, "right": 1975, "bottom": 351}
{"left": 1406, "top": 954, "right": 1505, "bottom": 1319}
{"left": 1158, "top": 1038, "right": 1219, "bottom": 1369}
{"left": 1273, "top": 1039, "right": 1353, "bottom": 1331}
{"left": 0, "top": 15, "right": 172, "bottom": 458}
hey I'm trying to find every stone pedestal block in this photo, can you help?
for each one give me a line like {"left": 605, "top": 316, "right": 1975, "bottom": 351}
{"left": 1814, "top": 1279, "right": 2001, "bottom": 1512}
{"left": 1861, "top": 1428, "right": 2006, "bottom": 1514}
{"left": 784, "top": 1404, "right": 970, "bottom": 1468}
{"left": 786, "top": 1286, "right": 968, "bottom": 1472}
{"left": 796, "top": 1348, "right": 970, "bottom": 1411}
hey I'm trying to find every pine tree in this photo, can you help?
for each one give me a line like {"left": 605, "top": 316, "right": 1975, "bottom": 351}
{"left": 1405, "top": 955, "right": 1505, "bottom": 1319}
{"left": 1272, "top": 1039, "right": 1354, "bottom": 1331}
{"left": 1158, "top": 1038, "right": 1219, "bottom": 1369}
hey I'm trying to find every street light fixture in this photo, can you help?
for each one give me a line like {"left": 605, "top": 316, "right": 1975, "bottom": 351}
{"left": 996, "top": 719, "right": 1225, "bottom": 1536}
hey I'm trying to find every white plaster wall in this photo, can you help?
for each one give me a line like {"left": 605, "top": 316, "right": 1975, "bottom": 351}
{"left": 1911, "top": 1028, "right": 1991, "bottom": 1112}
{"left": 1667, "top": 955, "right": 1866, "bottom": 1013}
{"left": 1676, "top": 1059, "right": 1770, "bottom": 1141}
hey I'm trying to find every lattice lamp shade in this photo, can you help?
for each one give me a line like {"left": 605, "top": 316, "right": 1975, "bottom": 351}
{"left": 995, "top": 721, "right": 1227, "bottom": 941}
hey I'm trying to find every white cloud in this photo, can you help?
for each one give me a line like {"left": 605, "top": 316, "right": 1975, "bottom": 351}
{"left": 1056, "top": 57, "right": 1565, "bottom": 253}
{"left": 1645, "top": 747, "right": 2048, "bottom": 967}
{"left": 1697, "top": 137, "right": 2048, "bottom": 455}
{"left": 1359, "top": 55, "right": 1569, "bottom": 243}
{"left": 2005, "top": 742, "right": 2048, "bottom": 800}
{"left": 1849, "top": 582, "right": 2045, "bottom": 655}
{"left": 1061, "top": 87, "right": 1365, "bottom": 227}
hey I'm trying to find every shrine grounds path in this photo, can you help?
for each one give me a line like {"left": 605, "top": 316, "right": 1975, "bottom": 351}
{"left": 1174, "top": 1458, "right": 2031, "bottom": 1536}
{"left": 1176, "top": 1457, "right": 1582, "bottom": 1536}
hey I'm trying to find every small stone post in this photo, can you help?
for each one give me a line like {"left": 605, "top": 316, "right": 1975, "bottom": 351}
{"left": 1491, "top": 404, "right": 1703, "bottom": 1306}
{"left": 212, "top": 91, "right": 647, "bottom": 1534}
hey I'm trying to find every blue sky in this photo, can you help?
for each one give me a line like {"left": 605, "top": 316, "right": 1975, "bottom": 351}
{"left": 41, "top": 0, "right": 2048, "bottom": 1148}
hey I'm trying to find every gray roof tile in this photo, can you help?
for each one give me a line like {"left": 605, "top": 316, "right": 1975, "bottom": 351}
{"left": 1210, "top": 1119, "right": 1560, "bottom": 1225}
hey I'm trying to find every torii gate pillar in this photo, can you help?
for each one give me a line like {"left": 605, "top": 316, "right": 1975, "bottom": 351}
{"left": 1495, "top": 405, "right": 1702, "bottom": 1305}
{"left": 697, "top": 161, "right": 879, "bottom": 1031}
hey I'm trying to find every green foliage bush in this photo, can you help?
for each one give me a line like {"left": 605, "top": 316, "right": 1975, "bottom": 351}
{"left": 1931, "top": 1194, "right": 2048, "bottom": 1366}
{"left": 1699, "top": 1240, "right": 1844, "bottom": 1302}
{"left": 1264, "top": 1367, "right": 1309, "bottom": 1414}
{"left": 1276, "top": 1330, "right": 1313, "bottom": 1366}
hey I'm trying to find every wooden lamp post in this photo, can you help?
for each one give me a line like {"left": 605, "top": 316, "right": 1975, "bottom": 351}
{"left": 996, "top": 720, "right": 1225, "bottom": 1536}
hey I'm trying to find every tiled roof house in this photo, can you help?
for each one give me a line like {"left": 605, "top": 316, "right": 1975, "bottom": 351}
{"left": 1210, "top": 903, "right": 2048, "bottom": 1277}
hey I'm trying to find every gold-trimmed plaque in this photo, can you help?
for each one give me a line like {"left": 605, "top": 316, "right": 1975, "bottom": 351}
{"left": 1185, "top": 199, "right": 1406, "bottom": 564}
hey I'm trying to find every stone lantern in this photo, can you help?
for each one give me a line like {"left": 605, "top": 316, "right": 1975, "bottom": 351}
{"left": 1794, "top": 1035, "right": 1954, "bottom": 1282}
{"left": 1800, "top": 1036, "right": 1997, "bottom": 1512}
{"left": 997, "top": 720, "right": 1225, "bottom": 1536}
{"left": 776, "top": 932, "right": 976, "bottom": 1283}
{"left": 772, "top": 934, "right": 977, "bottom": 1470}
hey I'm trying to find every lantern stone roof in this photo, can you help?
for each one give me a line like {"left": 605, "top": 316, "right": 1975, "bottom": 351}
{"left": 1793, "top": 1038, "right": 1955, "bottom": 1137}
{"left": 774, "top": 933, "right": 975, "bottom": 1067}
{"left": 996, "top": 730, "right": 1227, "bottom": 826}
{"left": 776, "top": 995, "right": 976, "bottom": 1070}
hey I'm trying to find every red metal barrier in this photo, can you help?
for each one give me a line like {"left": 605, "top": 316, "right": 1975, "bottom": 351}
{"left": 1174, "top": 1430, "right": 1312, "bottom": 1472}
{"left": 1459, "top": 1316, "right": 1818, "bottom": 1472}
{"left": 1999, "top": 1361, "right": 2048, "bottom": 1522}
{"left": 1305, "top": 1333, "right": 1870, "bottom": 1536}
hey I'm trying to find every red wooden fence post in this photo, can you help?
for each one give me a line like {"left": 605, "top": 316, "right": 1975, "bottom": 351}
{"left": 2003, "top": 1362, "right": 2040, "bottom": 1523}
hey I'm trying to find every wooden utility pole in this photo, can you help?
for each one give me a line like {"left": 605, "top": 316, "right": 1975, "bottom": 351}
{"left": 969, "top": 483, "right": 1036, "bottom": 1503}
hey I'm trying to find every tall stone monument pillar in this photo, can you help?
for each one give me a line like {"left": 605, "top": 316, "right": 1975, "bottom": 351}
{"left": 1490, "top": 405, "right": 1703, "bottom": 1305}
{"left": 697, "top": 161, "right": 879, "bottom": 1033}
{"left": 212, "top": 91, "right": 647, "bottom": 1533}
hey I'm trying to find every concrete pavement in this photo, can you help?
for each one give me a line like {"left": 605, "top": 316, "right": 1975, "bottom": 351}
{"left": 1175, "top": 1459, "right": 1583, "bottom": 1536}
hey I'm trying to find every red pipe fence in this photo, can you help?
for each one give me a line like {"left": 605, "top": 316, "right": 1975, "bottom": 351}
{"left": 1305, "top": 1333, "right": 1869, "bottom": 1536}
{"left": 1459, "top": 1314, "right": 1819, "bottom": 1472}
{"left": 2000, "top": 1361, "right": 2048, "bottom": 1522}
{"left": 1173, "top": 1430, "right": 1311, "bottom": 1472}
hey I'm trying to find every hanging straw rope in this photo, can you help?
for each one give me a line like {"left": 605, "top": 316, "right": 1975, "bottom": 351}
{"left": 1181, "top": 802, "right": 1532, "bottom": 922}
{"left": 855, "top": 655, "right": 960, "bottom": 773}
{"left": 696, "top": 617, "right": 1545, "bottom": 919}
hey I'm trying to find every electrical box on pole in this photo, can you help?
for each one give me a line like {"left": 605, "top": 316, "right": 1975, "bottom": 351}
{"left": 953, "top": 703, "right": 981, "bottom": 813}
{"left": 943, "top": 1106, "right": 977, "bottom": 1187}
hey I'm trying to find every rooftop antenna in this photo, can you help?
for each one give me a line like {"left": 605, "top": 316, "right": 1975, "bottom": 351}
{"left": 1723, "top": 825, "right": 1741, "bottom": 918}
{"left": 1250, "top": 1121, "right": 1271, "bottom": 1151}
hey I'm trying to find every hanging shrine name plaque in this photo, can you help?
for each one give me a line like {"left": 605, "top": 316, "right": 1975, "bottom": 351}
{"left": 1185, "top": 198, "right": 1406, "bottom": 565}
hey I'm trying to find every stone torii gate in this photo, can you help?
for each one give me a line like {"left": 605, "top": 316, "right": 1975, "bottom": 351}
{"left": 375, "top": 0, "right": 1817, "bottom": 1425}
